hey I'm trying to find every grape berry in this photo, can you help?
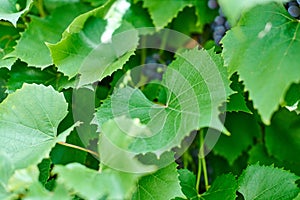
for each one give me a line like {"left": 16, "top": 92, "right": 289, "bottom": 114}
{"left": 286, "top": 1, "right": 300, "bottom": 18}
{"left": 142, "top": 53, "right": 166, "bottom": 81}
{"left": 207, "top": 0, "right": 230, "bottom": 45}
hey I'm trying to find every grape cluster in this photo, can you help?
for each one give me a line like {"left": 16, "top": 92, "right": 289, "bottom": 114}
{"left": 285, "top": 1, "right": 300, "bottom": 18}
{"left": 208, "top": 0, "right": 230, "bottom": 45}
{"left": 142, "top": 53, "right": 166, "bottom": 81}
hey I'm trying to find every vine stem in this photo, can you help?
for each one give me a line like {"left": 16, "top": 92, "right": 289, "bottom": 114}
{"left": 35, "top": 0, "right": 47, "bottom": 17}
{"left": 196, "top": 153, "right": 202, "bottom": 193}
{"left": 196, "top": 129, "right": 210, "bottom": 193}
{"left": 199, "top": 130, "right": 209, "bottom": 191}
{"left": 57, "top": 141, "right": 99, "bottom": 158}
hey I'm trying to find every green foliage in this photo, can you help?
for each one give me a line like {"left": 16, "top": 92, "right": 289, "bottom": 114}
{"left": 238, "top": 164, "right": 300, "bottom": 200}
{"left": 0, "top": 0, "right": 299, "bottom": 199}
{"left": 0, "top": 0, "right": 33, "bottom": 26}
{"left": 222, "top": 2, "right": 300, "bottom": 124}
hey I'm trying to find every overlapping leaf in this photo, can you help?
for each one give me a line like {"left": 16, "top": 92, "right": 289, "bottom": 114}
{"left": 200, "top": 174, "right": 237, "bottom": 200}
{"left": 0, "top": 0, "right": 32, "bottom": 26}
{"left": 218, "top": 0, "right": 286, "bottom": 25}
{"left": 54, "top": 163, "right": 141, "bottom": 200}
{"left": 265, "top": 108, "right": 300, "bottom": 163}
{"left": 141, "top": 0, "right": 192, "bottom": 30}
{"left": 49, "top": 1, "right": 138, "bottom": 86}
{"left": 0, "top": 25, "right": 19, "bottom": 69}
{"left": 7, "top": 3, "right": 91, "bottom": 68}
{"left": 96, "top": 48, "right": 232, "bottom": 156}
{"left": 132, "top": 162, "right": 184, "bottom": 200}
{"left": 178, "top": 169, "right": 198, "bottom": 200}
{"left": 222, "top": 3, "right": 300, "bottom": 124}
{"left": 0, "top": 84, "right": 78, "bottom": 169}
{"left": 213, "top": 112, "right": 260, "bottom": 165}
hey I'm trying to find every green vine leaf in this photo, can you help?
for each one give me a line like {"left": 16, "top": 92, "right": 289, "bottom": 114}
{"left": 48, "top": 1, "right": 138, "bottom": 86}
{"left": 7, "top": 64, "right": 74, "bottom": 92}
{"left": 178, "top": 169, "right": 198, "bottom": 200}
{"left": 0, "top": 0, "right": 33, "bottom": 26}
{"left": 0, "top": 152, "right": 14, "bottom": 199}
{"left": 0, "top": 25, "right": 19, "bottom": 69}
{"left": 141, "top": 0, "right": 192, "bottom": 30}
{"left": 200, "top": 174, "right": 237, "bottom": 200}
{"left": 218, "top": 0, "right": 286, "bottom": 25}
{"left": 6, "top": 3, "right": 91, "bottom": 69}
{"left": 222, "top": 3, "right": 300, "bottom": 124}
{"left": 265, "top": 108, "right": 300, "bottom": 164}
{"left": 54, "top": 163, "right": 141, "bottom": 200}
{"left": 132, "top": 162, "right": 184, "bottom": 200}
{"left": 213, "top": 112, "right": 260, "bottom": 165}
{"left": 0, "top": 84, "right": 79, "bottom": 169}
{"left": 238, "top": 164, "right": 300, "bottom": 200}
{"left": 96, "top": 48, "right": 232, "bottom": 156}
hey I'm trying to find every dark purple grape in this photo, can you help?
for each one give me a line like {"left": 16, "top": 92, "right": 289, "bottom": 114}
{"left": 288, "top": 5, "right": 300, "bottom": 17}
{"left": 288, "top": 1, "right": 298, "bottom": 7}
{"left": 208, "top": 0, "right": 218, "bottom": 9}
{"left": 214, "top": 25, "right": 226, "bottom": 35}
{"left": 214, "top": 16, "right": 225, "bottom": 26}
{"left": 225, "top": 20, "right": 230, "bottom": 30}
{"left": 218, "top": 7, "right": 225, "bottom": 17}
{"left": 213, "top": 33, "right": 223, "bottom": 44}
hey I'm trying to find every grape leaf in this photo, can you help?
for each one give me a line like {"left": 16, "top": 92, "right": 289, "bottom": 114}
{"left": 225, "top": 73, "right": 251, "bottom": 113}
{"left": 132, "top": 162, "right": 184, "bottom": 200}
{"left": 98, "top": 116, "right": 158, "bottom": 173}
{"left": 0, "top": 84, "right": 79, "bottom": 169}
{"left": 248, "top": 144, "right": 300, "bottom": 176}
{"left": 54, "top": 163, "right": 141, "bottom": 200}
{"left": 123, "top": 1, "right": 155, "bottom": 34}
{"left": 0, "top": 25, "right": 19, "bottom": 69}
{"left": 218, "top": 0, "right": 286, "bottom": 25}
{"left": 222, "top": 3, "right": 300, "bottom": 124}
{"left": 213, "top": 112, "right": 260, "bottom": 165}
{"left": 178, "top": 169, "right": 198, "bottom": 200}
{"left": 7, "top": 64, "right": 74, "bottom": 92}
{"left": 0, "top": 0, "right": 32, "bottom": 26}
{"left": 200, "top": 174, "right": 237, "bottom": 200}
{"left": 238, "top": 164, "right": 300, "bottom": 200}
{"left": 96, "top": 48, "right": 232, "bottom": 156}
{"left": 141, "top": 0, "right": 192, "bottom": 30}
{"left": 26, "top": 182, "right": 71, "bottom": 200}
{"left": 265, "top": 108, "right": 300, "bottom": 163}
{"left": 285, "top": 83, "right": 300, "bottom": 106}
{"left": 0, "top": 152, "right": 14, "bottom": 198}
{"left": 48, "top": 5, "right": 138, "bottom": 86}
{"left": 6, "top": 3, "right": 91, "bottom": 69}
{"left": 37, "top": 159, "right": 51, "bottom": 186}
{"left": 3, "top": 164, "right": 70, "bottom": 200}
{"left": 193, "top": 0, "right": 217, "bottom": 31}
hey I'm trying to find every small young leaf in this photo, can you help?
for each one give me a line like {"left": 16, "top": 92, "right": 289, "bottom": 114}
{"left": 200, "top": 174, "right": 237, "bottom": 200}
{"left": 178, "top": 169, "right": 198, "bottom": 200}
{"left": 132, "top": 162, "right": 184, "bottom": 200}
